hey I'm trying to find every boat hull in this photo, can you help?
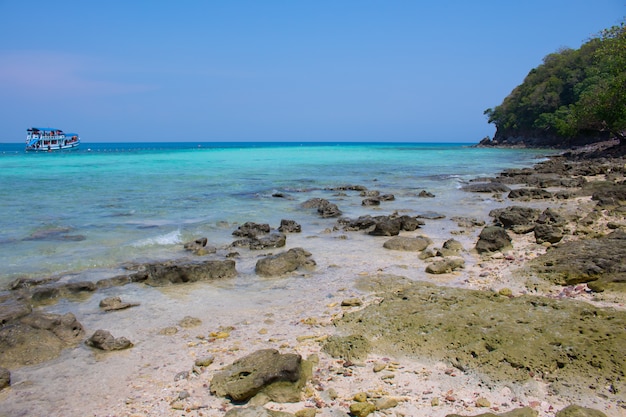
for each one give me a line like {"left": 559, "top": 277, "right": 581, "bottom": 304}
{"left": 25, "top": 141, "right": 81, "bottom": 152}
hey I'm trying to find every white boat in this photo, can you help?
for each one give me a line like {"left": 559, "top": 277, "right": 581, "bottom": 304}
{"left": 25, "top": 127, "right": 80, "bottom": 151}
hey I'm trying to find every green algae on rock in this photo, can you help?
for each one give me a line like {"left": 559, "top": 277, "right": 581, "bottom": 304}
{"left": 332, "top": 280, "right": 626, "bottom": 401}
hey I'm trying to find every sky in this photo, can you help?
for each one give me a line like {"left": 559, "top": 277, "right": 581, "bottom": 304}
{"left": 0, "top": 1, "right": 624, "bottom": 143}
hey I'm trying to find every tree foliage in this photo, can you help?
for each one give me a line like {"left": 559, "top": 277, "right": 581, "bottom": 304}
{"left": 485, "top": 20, "right": 626, "bottom": 144}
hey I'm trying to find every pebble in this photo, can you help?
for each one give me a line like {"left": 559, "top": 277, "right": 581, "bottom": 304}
{"left": 295, "top": 409, "right": 317, "bottom": 417}
{"left": 195, "top": 355, "right": 215, "bottom": 367}
{"left": 373, "top": 362, "right": 387, "bottom": 372}
{"left": 341, "top": 298, "right": 362, "bottom": 307}
{"left": 374, "top": 397, "right": 398, "bottom": 410}
{"left": 476, "top": 397, "right": 491, "bottom": 407}
{"left": 353, "top": 392, "right": 368, "bottom": 402}
{"left": 349, "top": 401, "right": 376, "bottom": 417}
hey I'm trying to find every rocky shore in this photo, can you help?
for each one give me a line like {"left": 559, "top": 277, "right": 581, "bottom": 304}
{"left": 0, "top": 141, "right": 625, "bottom": 417}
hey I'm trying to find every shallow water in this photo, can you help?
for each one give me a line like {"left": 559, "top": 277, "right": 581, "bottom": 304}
{"left": 0, "top": 142, "right": 553, "bottom": 416}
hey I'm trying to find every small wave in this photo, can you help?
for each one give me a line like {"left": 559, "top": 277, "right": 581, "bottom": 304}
{"left": 131, "top": 230, "right": 182, "bottom": 247}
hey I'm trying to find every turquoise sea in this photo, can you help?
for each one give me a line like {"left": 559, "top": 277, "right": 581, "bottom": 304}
{"left": 0, "top": 141, "right": 548, "bottom": 287}
{"left": 1, "top": 141, "right": 560, "bottom": 417}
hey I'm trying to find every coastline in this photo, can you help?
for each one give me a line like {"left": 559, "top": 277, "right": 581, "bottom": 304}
{"left": 1, "top": 142, "right": 625, "bottom": 417}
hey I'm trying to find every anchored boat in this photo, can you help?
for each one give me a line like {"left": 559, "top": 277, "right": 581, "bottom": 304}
{"left": 26, "top": 127, "right": 80, "bottom": 151}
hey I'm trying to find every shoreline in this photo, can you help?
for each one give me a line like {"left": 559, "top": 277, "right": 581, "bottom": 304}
{"left": 1, "top": 142, "right": 625, "bottom": 417}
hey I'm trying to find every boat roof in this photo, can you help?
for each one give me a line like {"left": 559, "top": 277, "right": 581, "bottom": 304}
{"left": 28, "top": 127, "right": 63, "bottom": 132}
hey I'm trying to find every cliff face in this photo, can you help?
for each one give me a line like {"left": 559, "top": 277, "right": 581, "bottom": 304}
{"left": 479, "top": 128, "right": 612, "bottom": 149}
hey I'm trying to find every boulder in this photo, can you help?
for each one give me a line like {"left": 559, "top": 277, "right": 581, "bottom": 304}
{"left": 0, "top": 312, "right": 84, "bottom": 368}
{"left": 255, "top": 248, "right": 315, "bottom": 277}
{"left": 0, "top": 297, "right": 32, "bottom": 325}
{"left": 418, "top": 190, "right": 435, "bottom": 198}
{"left": 361, "top": 197, "right": 380, "bottom": 206}
{"left": 534, "top": 223, "right": 563, "bottom": 244}
{"left": 278, "top": 219, "right": 301, "bottom": 233}
{"left": 210, "top": 349, "right": 312, "bottom": 403}
{"left": 233, "top": 222, "right": 272, "bottom": 238}
{"left": 383, "top": 236, "right": 432, "bottom": 251}
{"left": 85, "top": 329, "right": 133, "bottom": 351}
{"left": 490, "top": 206, "right": 541, "bottom": 230}
{"left": 369, "top": 217, "right": 403, "bottom": 236}
{"left": 301, "top": 198, "right": 342, "bottom": 218}
{"left": 140, "top": 259, "right": 237, "bottom": 286}
{"left": 183, "top": 237, "right": 217, "bottom": 255}
{"left": 475, "top": 226, "right": 512, "bottom": 254}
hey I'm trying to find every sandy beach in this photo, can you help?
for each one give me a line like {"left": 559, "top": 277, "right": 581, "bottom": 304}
{"left": 1, "top": 143, "right": 625, "bottom": 417}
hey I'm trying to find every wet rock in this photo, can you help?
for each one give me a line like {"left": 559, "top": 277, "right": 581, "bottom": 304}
{"left": 555, "top": 404, "right": 608, "bottom": 417}
{"left": 210, "top": 349, "right": 312, "bottom": 403}
{"left": 425, "top": 257, "right": 465, "bottom": 274}
{"left": 461, "top": 182, "right": 511, "bottom": 193}
{"left": 0, "top": 297, "right": 32, "bottom": 325}
{"left": 245, "top": 232, "right": 287, "bottom": 250}
{"left": 416, "top": 211, "right": 446, "bottom": 220}
{"left": 475, "top": 226, "right": 512, "bottom": 254}
{"left": 418, "top": 190, "right": 435, "bottom": 198}
{"left": 322, "top": 335, "right": 371, "bottom": 362}
{"left": 233, "top": 222, "right": 271, "bottom": 238}
{"left": 0, "top": 312, "right": 84, "bottom": 368}
{"left": 278, "top": 219, "right": 301, "bottom": 233}
{"left": 179, "top": 316, "right": 202, "bottom": 328}
{"left": 383, "top": 236, "right": 431, "bottom": 251}
{"left": 590, "top": 182, "right": 626, "bottom": 208}
{"left": 301, "top": 198, "right": 342, "bottom": 218}
{"left": 99, "top": 296, "right": 140, "bottom": 311}
{"left": 139, "top": 259, "right": 237, "bottom": 286}
{"left": 0, "top": 367, "right": 9, "bottom": 390}
{"left": 437, "top": 238, "right": 464, "bottom": 256}
{"left": 255, "top": 248, "right": 316, "bottom": 277}
{"left": 85, "top": 329, "right": 133, "bottom": 351}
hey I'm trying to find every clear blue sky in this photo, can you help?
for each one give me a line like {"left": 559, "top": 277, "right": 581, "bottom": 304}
{"left": 1, "top": 1, "right": 623, "bottom": 143}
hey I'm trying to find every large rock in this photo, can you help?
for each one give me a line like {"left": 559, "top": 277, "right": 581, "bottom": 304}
{"left": 0, "top": 297, "right": 32, "bottom": 325}
{"left": 210, "top": 349, "right": 312, "bottom": 403}
{"left": 255, "top": 248, "right": 316, "bottom": 276}
{"left": 475, "top": 226, "right": 512, "bottom": 254}
{"left": 383, "top": 236, "right": 431, "bottom": 251}
{"left": 534, "top": 223, "right": 563, "bottom": 244}
{"left": 508, "top": 188, "right": 553, "bottom": 200}
{"left": 139, "top": 259, "right": 237, "bottom": 286}
{"left": 278, "top": 219, "right": 301, "bottom": 233}
{"left": 233, "top": 222, "right": 271, "bottom": 238}
{"left": 531, "top": 230, "right": 626, "bottom": 291}
{"left": 0, "top": 312, "right": 84, "bottom": 368}
{"left": 301, "top": 198, "right": 342, "bottom": 218}
{"left": 489, "top": 206, "right": 541, "bottom": 230}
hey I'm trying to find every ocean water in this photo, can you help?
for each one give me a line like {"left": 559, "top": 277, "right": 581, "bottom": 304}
{"left": 0, "top": 142, "right": 547, "bottom": 286}
{"left": 1, "top": 141, "right": 556, "bottom": 417}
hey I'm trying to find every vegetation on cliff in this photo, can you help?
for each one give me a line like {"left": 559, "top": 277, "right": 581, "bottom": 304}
{"left": 484, "top": 20, "right": 625, "bottom": 147}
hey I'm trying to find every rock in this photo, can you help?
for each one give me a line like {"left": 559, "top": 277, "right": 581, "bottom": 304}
{"left": 233, "top": 222, "right": 271, "bottom": 238}
{"left": 179, "top": 316, "right": 202, "bottom": 328}
{"left": 0, "top": 312, "right": 85, "bottom": 368}
{"left": 475, "top": 397, "right": 491, "bottom": 407}
{"left": 322, "top": 335, "right": 371, "bottom": 362}
{"left": 508, "top": 188, "right": 553, "bottom": 200}
{"left": 278, "top": 220, "right": 301, "bottom": 233}
{"left": 224, "top": 405, "right": 295, "bottom": 416}
{"left": 531, "top": 230, "right": 626, "bottom": 291}
{"left": 0, "top": 297, "right": 32, "bottom": 325}
{"left": 341, "top": 298, "right": 362, "bottom": 307}
{"left": 333, "top": 281, "right": 626, "bottom": 401}
{"left": 255, "top": 248, "right": 316, "bottom": 277}
{"left": 555, "top": 404, "right": 608, "bottom": 417}
{"left": 85, "top": 329, "right": 133, "bottom": 351}
{"left": 247, "top": 233, "right": 287, "bottom": 250}
{"left": 139, "top": 259, "right": 237, "bottom": 286}
{"left": 447, "top": 407, "right": 538, "bottom": 417}
{"left": 418, "top": 190, "right": 435, "bottom": 198}
{"left": 301, "top": 198, "right": 342, "bottom": 218}
{"left": 425, "top": 257, "right": 465, "bottom": 274}
{"left": 438, "top": 238, "right": 464, "bottom": 256}
{"left": 99, "top": 296, "right": 140, "bottom": 311}
{"left": 490, "top": 206, "right": 541, "bottom": 230}
{"left": 383, "top": 236, "right": 431, "bottom": 251}
{"left": 475, "top": 226, "right": 512, "bottom": 253}
{"left": 349, "top": 402, "right": 376, "bottom": 417}
{"left": 461, "top": 182, "right": 511, "bottom": 193}
{"left": 183, "top": 237, "right": 210, "bottom": 252}
{"left": 374, "top": 397, "right": 398, "bottom": 410}
{"left": 0, "top": 367, "right": 10, "bottom": 390}
{"left": 534, "top": 223, "right": 563, "bottom": 244}
{"left": 195, "top": 355, "right": 215, "bottom": 367}
{"left": 361, "top": 197, "right": 380, "bottom": 206}
{"left": 369, "top": 217, "right": 403, "bottom": 236}
{"left": 210, "top": 349, "right": 312, "bottom": 403}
